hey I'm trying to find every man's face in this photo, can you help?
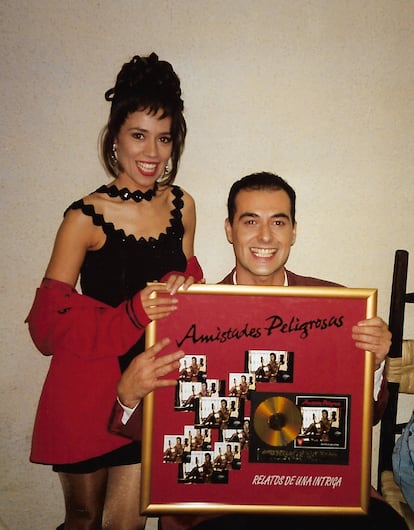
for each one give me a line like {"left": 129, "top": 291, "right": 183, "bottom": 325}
{"left": 225, "top": 188, "right": 297, "bottom": 286}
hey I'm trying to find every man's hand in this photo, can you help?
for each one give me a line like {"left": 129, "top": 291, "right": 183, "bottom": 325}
{"left": 352, "top": 316, "right": 391, "bottom": 370}
{"left": 117, "top": 338, "right": 184, "bottom": 409}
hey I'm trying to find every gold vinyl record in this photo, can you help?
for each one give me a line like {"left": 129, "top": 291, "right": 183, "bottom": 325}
{"left": 253, "top": 396, "right": 302, "bottom": 447}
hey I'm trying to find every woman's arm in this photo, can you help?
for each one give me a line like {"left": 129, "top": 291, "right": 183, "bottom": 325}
{"left": 26, "top": 278, "right": 179, "bottom": 359}
{"left": 159, "top": 189, "right": 204, "bottom": 291}
{"left": 181, "top": 189, "right": 196, "bottom": 260}
{"left": 26, "top": 208, "right": 179, "bottom": 358}
{"left": 44, "top": 207, "right": 98, "bottom": 286}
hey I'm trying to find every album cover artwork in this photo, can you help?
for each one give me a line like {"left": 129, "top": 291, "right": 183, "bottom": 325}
{"left": 228, "top": 372, "right": 252, "bottom": 398}
{"left": 249, "top": 392, "right": 350, "bottom": 465}
{"left": 178, "top": 354, "right": 207, "bottom": 383}
{"left": 183, "top": 425, "right": 213, "bottom": 451}
{"left": 178, "top": 451, "right": 214, "bottom": 483}
{"left": 175, "top": 378, "right": 222, "bottom": 410}
{"left": 194, "top": 396, "right": 245, "bottom": 430}
{"left": 163, "top": 343, "right": 349, "bottom": 486}
{"left": 245, "top": 349, "right": 294, "bottom": 383}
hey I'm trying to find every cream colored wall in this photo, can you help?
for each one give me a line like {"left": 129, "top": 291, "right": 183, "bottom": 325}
{"left": 1, "top": 1, "right": 413, "bottom": 529}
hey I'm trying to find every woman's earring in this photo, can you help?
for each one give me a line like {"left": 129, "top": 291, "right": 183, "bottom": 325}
{"left": 158, "top": 162, "right": 170, "bottom": 182}
{"left": 112, "top": 144, "right": 118, "bottom": 164}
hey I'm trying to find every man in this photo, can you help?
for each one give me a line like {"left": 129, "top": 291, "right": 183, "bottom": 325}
{"left": 111, "top": 173, "right": 407, "bottom": 530}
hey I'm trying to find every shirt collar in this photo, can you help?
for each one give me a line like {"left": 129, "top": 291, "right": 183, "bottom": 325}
{"left": 232, "top": 269, "right": 288, "bottom": 286}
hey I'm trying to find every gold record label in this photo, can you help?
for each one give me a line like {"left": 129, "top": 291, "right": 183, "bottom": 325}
{"left": 253, "top": 396, "right": 302, "bottom": 447}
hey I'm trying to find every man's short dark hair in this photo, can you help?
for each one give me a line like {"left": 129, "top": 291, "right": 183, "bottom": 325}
{"left": 227, "top": 172, "right": 296, "bottom": 225}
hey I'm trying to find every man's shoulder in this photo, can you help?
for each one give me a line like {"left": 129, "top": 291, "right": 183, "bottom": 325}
{"left": 286, "top": 270, "right": 343, "bottom": 287}
{"left": 218, "top": 269, "right": 343, "bottom": 287}
{"left": 219, "top": 270, "right": 234, "bottom": 285}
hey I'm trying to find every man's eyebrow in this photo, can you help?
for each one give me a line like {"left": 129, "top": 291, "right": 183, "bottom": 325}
{"left": 238, "top": 212, "right": 290, "bottom": 220}
{"left": 238, "top": 212, "right": 259, "bottom": 219}
{"left": 271, "top": 213, "right": 291, "bottom": 220}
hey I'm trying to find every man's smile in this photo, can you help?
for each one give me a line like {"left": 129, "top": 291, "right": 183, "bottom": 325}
{"left": 250, "top": 247, "right": 277, "bottom": 257}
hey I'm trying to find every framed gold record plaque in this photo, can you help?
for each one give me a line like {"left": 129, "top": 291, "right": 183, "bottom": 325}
{"left": 141, "top": 283, "right": 376, "bottom": 516}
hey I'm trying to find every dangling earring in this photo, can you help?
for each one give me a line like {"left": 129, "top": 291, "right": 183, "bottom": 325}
{"left": 163, "top": 163, "right": 170, "bottom": 178}
{"left": 111, "top": 144, "right": 118, "bottom": 164}
{"left": 158, "top": 162, "right": 170, "bottom": 182}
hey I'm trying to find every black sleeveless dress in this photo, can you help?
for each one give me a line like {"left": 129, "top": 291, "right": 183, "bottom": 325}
{"left": 53, "top": 185, "right": 187, "bottom": 473}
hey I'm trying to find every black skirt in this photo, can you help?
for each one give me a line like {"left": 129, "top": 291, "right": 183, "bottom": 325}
{"left": 52, "top": 441, "right": 141, "bottom": 474}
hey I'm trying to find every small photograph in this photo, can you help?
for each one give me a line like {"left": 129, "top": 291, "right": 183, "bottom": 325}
{"left": 195, "top": 396, "right": 244, "bottom": 430}
{"left": 222, "top": 418, "right": 250, "bottom": 450}
{"left": 228, "top": 398, "right": 244, "bottom": 429}
{"left": 162, "top": 435, "right": 185, "bottom": 463}
{"left": 296, "top": 396, "right": 348, "bottom": 449}
{"left": 212, "top": 442, "right": 241, "bottom": 471}
{"left": 200, "top": 427, "right": 213, "bottom": 451}
{"left": 246, "top": 349, "right": 294, "bottom": 383}
{"left": 180, "top": 451, "right": 214, "bottom": 483}
{"left": 206, "top": 378, "right": 222, "bottom": 397}
{"left": 176, "top": 379, "right": 224, "bottom": 411}
{"left": 178, "top": 355, "right": 207, "bottom": 383}
{"left": 183, "top": 426, "right": 213, "bottom": 452}
{"left": 181, "top": 435, "right": 192, "bottom": 463}
{"left": 228, "top": 373, "right": 250, "bottom": 398}
{"left": 175, "top": 381, "right": 204, "bottom": 410}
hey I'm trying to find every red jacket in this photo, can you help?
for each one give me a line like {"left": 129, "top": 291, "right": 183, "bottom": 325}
{"left": 27, "top": 257, "right": 203, "bottom": 464}
{"left": 26, "top": 278, "right": 150, "bottom": 464}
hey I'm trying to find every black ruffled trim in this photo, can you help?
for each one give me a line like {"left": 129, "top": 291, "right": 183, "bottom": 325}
{"left": 64, "top": 185, "right": 184, "bottom": 246}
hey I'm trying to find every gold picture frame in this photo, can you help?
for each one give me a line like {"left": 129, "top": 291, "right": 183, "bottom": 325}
{"left": 141, "top": 284, "right": 376, "bottom": 516}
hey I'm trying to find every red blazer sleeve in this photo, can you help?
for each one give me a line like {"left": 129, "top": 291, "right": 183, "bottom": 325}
{"left": 108, "top": 400, "right": 143, "bottom": 441}
{"left": 25, "top": 278, "right": 150, "bottom": 359}
{"left": 160, "top": 256, "right": 204, "bottom": 283}
{"left": 373, "top": 373, "right": 389, "bottom": 425}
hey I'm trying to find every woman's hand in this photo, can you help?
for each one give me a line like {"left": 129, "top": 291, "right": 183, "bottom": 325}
{"left": 140, "top": 273, "right": 204, "bottom": 321}
{"left": 139, "top": 283, "right": 179, "bottom": 321}
{"left": 164, "top": 273, "right": 197, "bottom": 294}
{"left": 117, "top": 338, "right": 184, "bottom": 409}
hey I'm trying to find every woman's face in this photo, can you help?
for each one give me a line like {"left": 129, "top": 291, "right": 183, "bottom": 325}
{"left": 114, "top": 108, "right": 172, "bottom": 191}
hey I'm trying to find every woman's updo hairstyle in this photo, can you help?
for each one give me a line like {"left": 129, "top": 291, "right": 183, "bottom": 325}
{"left": 100, "top": 53, "right": 186, "bottom": 184}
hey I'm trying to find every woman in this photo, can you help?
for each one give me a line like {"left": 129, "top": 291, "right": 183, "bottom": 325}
{"left": 26, "top": 53, "right": 202, "bottom": 530}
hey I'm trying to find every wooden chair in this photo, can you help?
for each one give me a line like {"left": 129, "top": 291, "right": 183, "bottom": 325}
{"left": 377, "top": 249, "right": 414, "bottom": 529}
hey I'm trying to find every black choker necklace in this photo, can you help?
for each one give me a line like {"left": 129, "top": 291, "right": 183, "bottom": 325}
{"left": 95, "top": 184, "right": 157, "bottom": 203}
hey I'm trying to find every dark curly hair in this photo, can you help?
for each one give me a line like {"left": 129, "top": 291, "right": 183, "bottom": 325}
{"left": 99, "top": 53, "right": 186, "bottom": 184}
